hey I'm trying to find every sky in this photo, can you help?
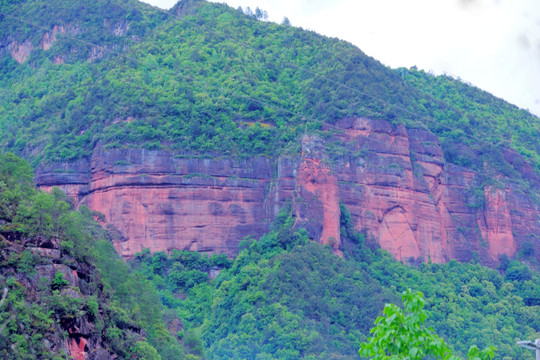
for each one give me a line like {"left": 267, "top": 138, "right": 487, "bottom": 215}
{"left": 141, "top": 0, "right": 540, "bottom": 117}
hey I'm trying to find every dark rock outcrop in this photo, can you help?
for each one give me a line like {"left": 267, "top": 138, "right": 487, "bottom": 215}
{"left": 0, "top": 233, "right": 129, "bottom": 359}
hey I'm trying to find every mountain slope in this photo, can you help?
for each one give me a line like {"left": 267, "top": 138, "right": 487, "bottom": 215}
{"left": 400, "top": 67, "right": 540, "bottom": 174}
{"left": 1, "top": 2, "right": 539, "bottom": 359}
{"left": 1, "top": 0, "right": 537, "bottom": 169}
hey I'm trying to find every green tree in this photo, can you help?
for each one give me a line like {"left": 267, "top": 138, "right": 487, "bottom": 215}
{"left": 15, "top": 192, "right": 55, "bottom": 235}
{"left": 0, "top": 152, "right": 34, "bottom": 221}
{"left": 51, "top": 271, "right": 70, "bottom": 291}
{"left": 130, "top": 341, "right": 161, "bottom": 360}
{"left": 359, "top": 289, "right": 496, "bottom": 360}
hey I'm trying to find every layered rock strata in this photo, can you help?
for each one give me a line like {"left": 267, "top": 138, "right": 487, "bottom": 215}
{"left": 36, "top": 118, "right": 539, "bottom": 264}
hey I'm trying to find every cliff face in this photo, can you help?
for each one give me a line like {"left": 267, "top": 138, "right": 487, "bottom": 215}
{"left": 39, "top": 149, "right": 274, "bottom": 257}
{"left": 331, "top": 118, "right": 528, "bottom": 265}
{"left": 36, "top": 118, "right": 539, "bottom": 264}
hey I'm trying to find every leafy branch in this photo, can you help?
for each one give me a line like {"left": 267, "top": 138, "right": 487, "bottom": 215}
{"left": 359, "top": 289, "right": 496, "bottom": 360}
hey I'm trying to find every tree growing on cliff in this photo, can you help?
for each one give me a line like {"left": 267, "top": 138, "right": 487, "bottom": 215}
{"left": 359, "top": 289, "right": 496, "bottom": 360}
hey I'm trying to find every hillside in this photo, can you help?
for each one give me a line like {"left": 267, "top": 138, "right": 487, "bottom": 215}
{"left": 1, "top": 0, "right": 538, "bottom": 169}
{"left": 1, "top": 152, "right": 539, "bottom": 359}
{"left": 400, "top": 67, "right": 540, "bottom": 176}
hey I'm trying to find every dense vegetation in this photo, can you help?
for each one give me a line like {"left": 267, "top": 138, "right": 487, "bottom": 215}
{"left": 400, "top": 68, "right": 540, "bottom": 173}
{"left": 0, "top": 153, "right": 189, "bottom": 359}
{"left": 130, "top": 207, "right": 394, "bottom": 359}
{"left": 130, "top": 203, "right": 540, "bottom": 359}
{"left": 1, "top": 0, "right": 538, "bottom": 185}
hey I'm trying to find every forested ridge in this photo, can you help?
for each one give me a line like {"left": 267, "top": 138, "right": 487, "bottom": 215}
{"left": 1, "top": 0, "right": 539, "bottom": 358}
{"left": 1, "top": 0, "right": 538, "bottom": 180}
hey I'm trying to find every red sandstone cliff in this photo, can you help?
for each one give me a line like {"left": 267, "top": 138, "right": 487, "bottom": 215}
{"left": 296, "top": 135, "right": 342, "bottom": 256}
{"left": 35, "top": 118, "right": 539, "bottom": 265}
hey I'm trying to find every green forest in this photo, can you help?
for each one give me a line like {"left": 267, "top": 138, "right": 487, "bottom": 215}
{"left": 1, "top": 0, "right": 538, "bottom": 182}
{"left": 0, "top": 152, "right": 184, "bottom": 359}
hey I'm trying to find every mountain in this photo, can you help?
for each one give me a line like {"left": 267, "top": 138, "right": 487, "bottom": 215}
{"left": 2, "top": 0, "right": 536, "bottom": 266}
{"left": 1, "top": 1, "right": 540, "bottom": 358}
{"left": 2, "top": 153, "right": 539, "bottom": 359}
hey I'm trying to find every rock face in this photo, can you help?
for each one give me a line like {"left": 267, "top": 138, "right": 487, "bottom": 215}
{"left": 39, "top": 147, "right": 274, "bottom": 257}
{"left": 8, "top": 39, "right": 33, "bottom": 63}
{"left": 36, "top": 118, "right": 539, "bottom": 264}
{"left": 295, "top": 135, "right": 342, "bottom": 255}
{"left": 0, "top": 233, "right": 121, "bottom": 360}
{"left": 3, "top": 24, "right": 80, "bottom": 63}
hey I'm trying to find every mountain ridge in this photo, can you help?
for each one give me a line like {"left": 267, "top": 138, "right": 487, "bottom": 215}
{"left": 1, "top": 1, "right": 540, "bottom": 359}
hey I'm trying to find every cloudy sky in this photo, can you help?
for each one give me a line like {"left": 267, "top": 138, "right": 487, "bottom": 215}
{"left": 142, "top": 0, "right": 540, "bottom": 117}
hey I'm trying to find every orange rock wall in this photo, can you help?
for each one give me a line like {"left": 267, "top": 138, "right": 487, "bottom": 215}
{"left": 296, "top": 136, "right": 342, "bottom": 255}
{"left": 478, "top": 186, "right": 515, "bottom": 259}
{"left": 82, "top": 149, "right": 272, "bottom": 257}
{"left": 334, "top": 118, "right": 450, "bottom": 262}
{"left": 35, "top": 118, "right": 539, "bottom": 264}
